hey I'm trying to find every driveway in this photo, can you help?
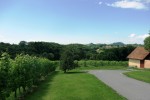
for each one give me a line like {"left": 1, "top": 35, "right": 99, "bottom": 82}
{"left": 89, "top": 70, "right": 150, "bottom": 100}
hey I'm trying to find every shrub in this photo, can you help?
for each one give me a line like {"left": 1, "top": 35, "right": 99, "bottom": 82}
{"left": 0, "top": 53, "right": 57, "bottom": 99}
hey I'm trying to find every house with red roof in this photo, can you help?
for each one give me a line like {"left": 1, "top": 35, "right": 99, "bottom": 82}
{"left": 127, "top": 47, "right": 150, "bottom": 68}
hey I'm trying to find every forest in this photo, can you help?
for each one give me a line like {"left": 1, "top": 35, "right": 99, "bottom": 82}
{"left": 0, "top": 41, "right": 137, "bottom": 61}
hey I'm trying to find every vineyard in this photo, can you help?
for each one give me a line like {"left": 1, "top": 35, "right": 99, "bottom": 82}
{"left": 0, "top": 53, "right": 57, "bottom": 100}
{"left": 77, "top": 60, "right": 128, "bottom": 67}
{"left": 0, "top": 52, "right": 128, "bottom": 100}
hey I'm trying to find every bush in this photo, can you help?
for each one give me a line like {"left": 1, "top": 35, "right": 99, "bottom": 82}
{"left": 0, "top": 53, "right": 57, "bottom": 99}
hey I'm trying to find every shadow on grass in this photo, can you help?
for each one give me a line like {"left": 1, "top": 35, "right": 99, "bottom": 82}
{"left": 25, "top": 71, "right": 59, "bottom": 100}
{"left": 65, "top": 71, "right": 87, "bottom": 74}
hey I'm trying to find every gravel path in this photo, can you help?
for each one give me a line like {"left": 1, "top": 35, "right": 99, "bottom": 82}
{"left": 89, "top": 70, "right": 150, "bottom": 100}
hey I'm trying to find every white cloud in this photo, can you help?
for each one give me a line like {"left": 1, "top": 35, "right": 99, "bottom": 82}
{"left": 129, "top": 33, "right": 149, "bottom": 39}
{"left": 99, "top": 2, "right": 102, "bottom": 5}
{"left": 128, "top": 33, "right": 149, "bottom": 44}
{"left": 137, "top": 34, "right": 149, "bottom": 39}
{"left": 106, "top": 0, "right": 149, "bottom": 10}
{"left": 129, "top": 33, "right": 136, "bottom": 37}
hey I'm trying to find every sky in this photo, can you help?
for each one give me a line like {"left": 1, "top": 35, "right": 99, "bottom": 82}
{"left": 0, "top": 0, "right": 150, "bottom": 44}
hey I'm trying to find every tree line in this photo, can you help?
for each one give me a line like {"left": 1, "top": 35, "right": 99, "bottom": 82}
{"left": 60, "top": 32, "right": 150, "bottom": 73}
{"left": 0, "top": 41, "right": 135, "bottom": 61}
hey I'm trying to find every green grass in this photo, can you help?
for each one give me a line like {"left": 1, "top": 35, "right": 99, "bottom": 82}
{"left": 26, "top": 71, "right": 126, "bottom": 100}
{"left": 124, "top": 70, "right": 150, "bottom": 83}
{"left": 7, "top": 72, "right": 57, "bottom": 100}
{"left": 76, "top": 66, "right": 127, "bottom": 70}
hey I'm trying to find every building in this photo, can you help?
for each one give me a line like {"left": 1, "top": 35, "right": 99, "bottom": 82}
{"left": 127, "top": 47, "right": 150, "bottom": 68}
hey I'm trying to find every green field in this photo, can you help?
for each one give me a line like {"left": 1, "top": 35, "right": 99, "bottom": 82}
{"left": 26, "top": 71, "right": 126, "bottom": 100}
{"left": 124, "top": 70, "right": 150, "bottom": 83}
{"left": 75, "top": 60, "right": 128, "bottom": 70}
{"left": 76, "top": 66, "right": 126, "bottom": 70}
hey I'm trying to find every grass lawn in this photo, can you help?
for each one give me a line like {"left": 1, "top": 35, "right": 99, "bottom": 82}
{"left": 124, "top": 70, "right": 150, "bottom": 83}
{"left": 26, "top": 71, "right": 126, "bottom": 100}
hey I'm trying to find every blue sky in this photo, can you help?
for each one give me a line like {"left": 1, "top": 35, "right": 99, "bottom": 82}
{"left": 0, "top": 0, "right": 150, "bottom": 44}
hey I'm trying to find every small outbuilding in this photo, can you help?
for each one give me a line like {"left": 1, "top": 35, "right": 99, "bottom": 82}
{"left": 127, "top": 47, "right": 150, "bottom": 68}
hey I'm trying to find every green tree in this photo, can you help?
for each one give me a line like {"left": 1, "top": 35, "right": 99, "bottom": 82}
{"left": 0, "top": 53, "right": 11, "bottom": 100}
{"left": 60, "top": 47, "right": 75, "bottom": 73}
{"left": 144, "top": 31, "right": 150, "bottom": 51}
{"left": 10, "top": 60, "right": 20, "bottom": 98}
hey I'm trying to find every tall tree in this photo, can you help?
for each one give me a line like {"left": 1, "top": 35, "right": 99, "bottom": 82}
{"left": 60, "top": 47, "right": 75, "bottom": 73}
{"left": 144, "top": 31, "right": 150, "bottom": 51}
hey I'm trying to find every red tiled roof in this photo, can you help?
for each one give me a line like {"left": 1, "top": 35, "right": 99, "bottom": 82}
{"left": 127, "top": 47, "right": 150, "bottom": 60}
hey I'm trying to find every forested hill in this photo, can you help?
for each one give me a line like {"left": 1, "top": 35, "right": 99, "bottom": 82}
{"left": 0, "top": 41, "right": 138, "bottom": 61}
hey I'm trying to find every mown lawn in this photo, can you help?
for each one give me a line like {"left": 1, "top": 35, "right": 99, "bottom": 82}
{"left": 26, "top": 71, "right": 125, "bottom": 100}
{"left": 124, "top": 70, "right": 150, "bottom": 83}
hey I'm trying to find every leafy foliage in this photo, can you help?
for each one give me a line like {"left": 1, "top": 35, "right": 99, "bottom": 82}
{"left": 0, "top": 41, "right": 135, "bottom": 61}
{"left": 78, "top": 60, "right": 128, "bottom": 67}
{"left": 0, "top": 53, "right": 11, "bottom": 100}
{"left": 96, "top": 46, "right": 135, "bottom": 61}
{"left": 144, "top": 35, "right": 150, "bottom": 51}
{"left": 0, "top": 53, "right": 57, "bottom": 100}
{"left": 60, "top": 47, "right": 75, "bottom": 73}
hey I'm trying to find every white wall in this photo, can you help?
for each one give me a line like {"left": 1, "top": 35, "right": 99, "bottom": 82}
{"left": 129, "top": 59, "right": 140, "bottom": 68}
{"left": 144, "top": 60, "right": 150, "bottom": 68}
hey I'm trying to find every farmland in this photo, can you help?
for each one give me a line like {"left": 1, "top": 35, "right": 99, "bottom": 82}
{"left": 1, "top": 0, "right": 149, "bottom": 99}
{"left": 0, "top": 42, "right": 131, "bottom": 99}
{"left": 0, "top": 53, "right": 57, "bottom": 100}
{"left": 0, "top": 57, "right": 127, "bottom": 100}
{"left": 76, "top": 60, "right": 127, "bottom": 70}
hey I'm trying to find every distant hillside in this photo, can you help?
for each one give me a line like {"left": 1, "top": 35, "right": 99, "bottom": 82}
{"left": 112, "top": 42, "right": 125, "bottom": 46}
{"left": 86, "top": 42, "right": 143, "bottom": 50}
